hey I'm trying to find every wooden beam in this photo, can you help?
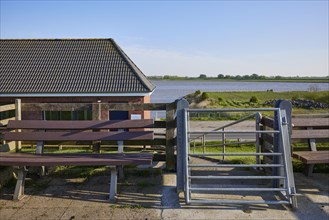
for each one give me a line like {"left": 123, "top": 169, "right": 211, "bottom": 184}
{"left": 18, "top": 138, "right": 167, "bottom": 146}
{"left": 292, "top": 118, "right": 329, "bottom": 127}
{"left": 166, "top": 102, "right": 176, "bottom": 171}
{"left": 0, "top": 117, "right": 15, "bottom": 126}
{"left": 292, "top": 151, "right": 329, "bottom": 164}
{"left": 0, "top": 104, "right": 16, "bottom": 112}
{"left": 291, "top": 129, "right": 329, "bottom": 139}
{"left": 261, "top": 117, "right": 274, "bottom": 128}
{"left": 4, "top": 131, "right": 154, "bottom": 141}
{"left": 0, "top": 153, "right": 153, "bottom": 166}
{"left": 21, "top": 102, "right": 170, "bottom": 112}
{"left": 7, "top": 119, "right": 155, "bottom": 130}
{"left": 22, "top": 103, "right": 92, "bottom": 111}
{"left": 15, "top": 99, "right": 22, "bottom": 152}
{"left": 102, "top": 103, "right": 168, "bottom": 111}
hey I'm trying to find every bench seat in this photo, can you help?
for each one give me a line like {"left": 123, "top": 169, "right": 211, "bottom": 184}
{"left": 0, "top": 152, "right": 153, "bottom": 201}
{"left": 292, "top": 151, "right": 329, "bottom": 164}
{"left": 1, "top": 119, "right": 155, "bottom": 202}
{"left": 0, "top": 153, "right": 153, "bottom": 166}
{"left": 4, "top": 131, "right": 154, "bottom": 141}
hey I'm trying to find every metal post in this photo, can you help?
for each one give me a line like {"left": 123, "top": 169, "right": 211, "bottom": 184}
{"left": 255, "top": 112, "right": 262, "bottom": 166}
{"left": 222, "top": 128, "right": 225, "bottom": 161}
{"left": 278, "top": 109, "right": 297, "bottom": 208}
{"left": 184, "top": 109, "right": 191, "bottom": 204}
{"left": 202, "top": 135, "right": 205, "bottom": 154}
{"left": 176, "top": 98, "right": 189, "bottom": 192}
{"left": 274, "top": 100, "right": 292, "bottom": 188}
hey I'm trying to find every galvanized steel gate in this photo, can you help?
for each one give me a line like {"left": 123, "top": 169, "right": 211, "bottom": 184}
{"left": 176, "top": 99, "right": 297, "bottom": 208}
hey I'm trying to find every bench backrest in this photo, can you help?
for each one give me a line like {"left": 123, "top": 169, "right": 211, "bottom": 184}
{"left": 6, "top": 119, "right": 154, "bottom": 130}
{"left": 4, "top": 119, "right": 154, "bottom": 141}
{"left": 291, "top": 118, "right": 329, "bottom": 140}
{"left": 291, "top": 117, "right": 329, "bottom": 151}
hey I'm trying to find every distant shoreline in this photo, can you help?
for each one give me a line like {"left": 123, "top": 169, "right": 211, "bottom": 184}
{"left": 148, "top": 78, "right": 329, "bottom": 83}
{"left": 148, "top": 77, "right": 329, "bottom": 84}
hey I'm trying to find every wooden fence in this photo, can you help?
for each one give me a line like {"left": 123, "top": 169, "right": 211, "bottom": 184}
{"left": 1, "top": 99, "right": 180, "bottom": 171}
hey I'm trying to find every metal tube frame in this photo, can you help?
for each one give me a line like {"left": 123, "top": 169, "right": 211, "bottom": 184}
{"left": 182, "top": 107, "right": 297, "bottom": 207}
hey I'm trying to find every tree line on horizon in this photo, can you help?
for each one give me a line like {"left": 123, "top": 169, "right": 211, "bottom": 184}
{"left": 148, "top": 73, "right": 329, "bottom": 81}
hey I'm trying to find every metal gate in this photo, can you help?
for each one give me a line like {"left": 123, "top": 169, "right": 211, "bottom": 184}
{"left": 176, "top": 100, "right": 297, "bottom": 208}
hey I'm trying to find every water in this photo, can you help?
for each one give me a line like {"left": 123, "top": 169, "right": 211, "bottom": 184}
{"left": 150, "top": 80, "right": 329, "bottom": 103}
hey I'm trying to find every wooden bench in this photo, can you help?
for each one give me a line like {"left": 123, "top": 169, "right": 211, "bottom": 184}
{"left": 0, "top": 119, "right": 154, "bottom": 201}
{"left": 291, "top": 117, "right": 329, "bottom": 176}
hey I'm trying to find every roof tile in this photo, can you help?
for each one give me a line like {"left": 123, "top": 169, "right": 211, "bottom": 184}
{"left": 0, "top": 38, "right": 155, "bottom": 94}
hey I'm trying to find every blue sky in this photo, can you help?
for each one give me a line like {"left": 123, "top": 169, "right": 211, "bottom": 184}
{"left": 1, "top": 0, "right": 328, "bottom": 77}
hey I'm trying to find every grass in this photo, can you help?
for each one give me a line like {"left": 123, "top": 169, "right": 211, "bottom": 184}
{"left": 187, "top": 90, "right": 329, "bottom": 116}
{"left": 50, "top": 165, "right": 108, "bottom": 179}
{"left": 209, "top": 91, "right": 329, "bottom": 105}
{"left": 190, "top": 142, "right": 258, "bottom": 164}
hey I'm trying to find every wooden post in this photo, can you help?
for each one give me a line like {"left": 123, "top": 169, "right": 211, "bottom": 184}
{"left": 92, "top": 103, "right": 101, "bottom": 120}
{"left": 166, "top": 102, "right": 176, "bottom": 171}
{"left": 15, "top": 99, "right": 21, "bottom": 152}
{"left": 92, "top": 103, "right": 101, "bottom": 153}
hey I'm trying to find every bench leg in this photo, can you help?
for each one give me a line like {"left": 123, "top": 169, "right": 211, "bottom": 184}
{"left": 109, "top": 166, "right": 117, "bottom": 201}
{"left": 117, "top": 139, "right": 124, "bottom": 180}
{"left": 36, "top": 141, "right": 46, "bottom": 176}
{"left": 304, "top": 164, "right": 315, "bottom": 176}
{"left": 13, "top": 166, "right": 28, "bottom": 200}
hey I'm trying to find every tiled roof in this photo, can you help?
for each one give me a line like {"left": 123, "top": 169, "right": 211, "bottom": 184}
{"left": 0, "top": 39, "right": 155, "bottom": 94}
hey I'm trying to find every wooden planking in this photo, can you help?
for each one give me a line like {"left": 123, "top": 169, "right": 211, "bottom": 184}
{"left": 22, "top": 103, "right": 168, "bottom": 112}
{"left": 103, "top": 103, "right": 168, "bottom": 111}
{"left": 0, "top": 104, "right": 16, "bottom": 112}
{"left": 7, "top": 119, "right": 154, "bottom": 130}
{"left": 292, "top": 118, "right": 329, "bottom": 127}
{"left": 261, "top": 117, "right": 274, "bottom": 128}
{"left": 4, "top": 131, "right": 154, "bottom": 141}
{"left": 22, "top": 103, "right": 91, "bottom": 111}
{"left": 292, "top": 151, "right": 329, "bottom": 164}
{"left": 17, "top": 138, "right": 167, "bottom": 146}
{"left": 0, "top": 153, "right": 153, "bottom": 166}
{"left": 154, "top": 121, "right": 166, "bottom": 128}
{"left": 261, "top": 133, "right": 274, "bottom": 145}
{"left": 291, "top": 129, "right": 329, "bottom": 139}
{"left": 0, "top": 117, "right": 15, "bottom": 126}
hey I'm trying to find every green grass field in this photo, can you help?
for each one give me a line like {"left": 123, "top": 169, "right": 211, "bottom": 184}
{"left": 187, "top": 90, "right": 329, "bottom": 115}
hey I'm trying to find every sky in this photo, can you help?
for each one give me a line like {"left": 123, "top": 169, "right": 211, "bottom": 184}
{"left": 0, "top": 0, "right": 328, "bottom": 77}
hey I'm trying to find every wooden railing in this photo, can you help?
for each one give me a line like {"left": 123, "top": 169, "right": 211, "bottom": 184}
{"left": 0, "top": 102, "right": 17, "bottom": 126}
{"left": 1, "top": 99, "right": 21, "bottom": 151}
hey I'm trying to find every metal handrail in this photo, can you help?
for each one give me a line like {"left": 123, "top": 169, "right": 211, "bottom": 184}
{"left": 189, "top": 130, "right": 279, "bottom": 134}
{"left": 187, "top": 108, "right": 279, "bottom": 112}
